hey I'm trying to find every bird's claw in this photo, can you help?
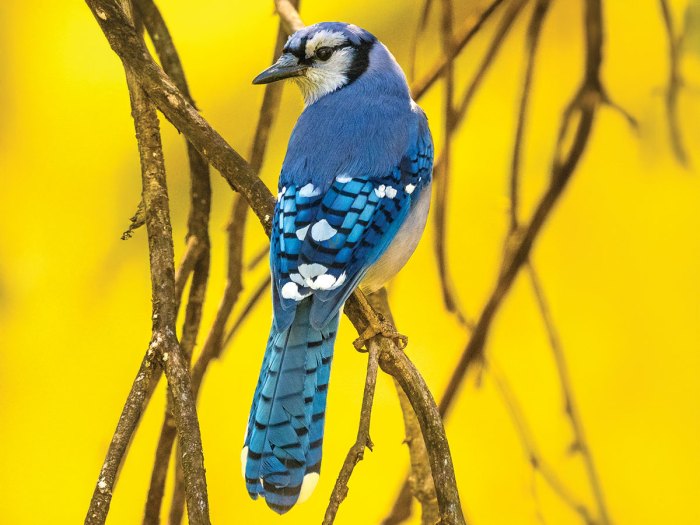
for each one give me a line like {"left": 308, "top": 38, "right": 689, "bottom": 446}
{"left": 353, "top": 320, "right": 408, "bottom": 351}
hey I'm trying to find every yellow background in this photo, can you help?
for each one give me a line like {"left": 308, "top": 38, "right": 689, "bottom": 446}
{"left": 0, "top": 1, "right": 698, "bottom": 524}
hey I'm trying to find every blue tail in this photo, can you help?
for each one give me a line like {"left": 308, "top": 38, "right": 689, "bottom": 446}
{"left": 242, "top": 298, "right": 339, "bottom": 514}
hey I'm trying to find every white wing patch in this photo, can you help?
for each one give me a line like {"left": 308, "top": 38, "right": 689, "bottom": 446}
{"left": 311, "top": 219, "right": 337, "bottom": 242}
{"left": 299, "top": 183, "right": 321, "bottom": 197}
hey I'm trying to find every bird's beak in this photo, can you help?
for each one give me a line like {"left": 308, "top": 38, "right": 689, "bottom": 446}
{"left": 252, "top": 55, "right": 308, "bottom": 85}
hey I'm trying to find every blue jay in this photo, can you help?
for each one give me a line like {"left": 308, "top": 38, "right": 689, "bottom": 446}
{"left": 242, "top": 22, "right": 433, "bottom": 514}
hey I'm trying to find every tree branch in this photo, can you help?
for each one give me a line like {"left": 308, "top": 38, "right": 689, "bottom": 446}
{"left": 412, "top": 0, "right": 507, "bottom": 100}
{"left": 659, "top": 0, "right": 690, "bottom": 166}
{"left": 526, "top": 263, "right": 611, "bottom": 525}
{"left": 322, "top": 342, "right": 380, "bottom": 525}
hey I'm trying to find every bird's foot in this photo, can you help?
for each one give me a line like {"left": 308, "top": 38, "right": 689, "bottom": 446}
{"left": 353, "top": 319, "right": 408, "bottom": 352}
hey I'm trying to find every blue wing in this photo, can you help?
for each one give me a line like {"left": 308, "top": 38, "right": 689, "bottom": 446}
{"left": 271, "top": 109, "right": 433, "bottom": 331}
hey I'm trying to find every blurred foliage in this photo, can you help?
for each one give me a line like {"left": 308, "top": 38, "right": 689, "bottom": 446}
{"left": 0, "top": 1, "right": 698, "bottom": 524}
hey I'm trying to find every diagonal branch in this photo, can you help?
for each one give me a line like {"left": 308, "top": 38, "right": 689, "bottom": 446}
{"left": 526, "top": 263, "right": 611, "bottom": 525}
{"left": 486, "top": 358, "right": 596, "bottom": 524}
{"left": 322, "top": 342, "right": 380, "bottom": 525}
{"left": 412, "top": 0, "right": 507, "bottom": 100}
{"left": 659, "top": 0, "right": 690, "bottom": 166}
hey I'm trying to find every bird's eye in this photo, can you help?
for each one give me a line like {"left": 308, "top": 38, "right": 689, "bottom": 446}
{"left": 315, "top": 47, "right": 333, "bottom": 61}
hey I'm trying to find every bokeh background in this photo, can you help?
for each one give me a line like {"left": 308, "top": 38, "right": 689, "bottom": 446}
{"left": 0, "top": 1, "right": 698, "bottom": 524}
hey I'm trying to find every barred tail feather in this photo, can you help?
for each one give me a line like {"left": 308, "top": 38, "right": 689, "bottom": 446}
{"left": 243, "top": 298, "right": 339, "bottom": 514}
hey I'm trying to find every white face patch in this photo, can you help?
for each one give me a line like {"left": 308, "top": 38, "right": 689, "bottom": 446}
{"left": 294, "top": 46, "right": 354, "bottom": 105}
{"left": 304, "top": 30, "right": 346, "bottom": 58}
{"left": 311, "top": 219, "right": 338, "bottom": 242}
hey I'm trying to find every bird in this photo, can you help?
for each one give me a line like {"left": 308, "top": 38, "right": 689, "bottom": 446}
{"left": 242, "top": 21, "right": 433, "bottom": 514}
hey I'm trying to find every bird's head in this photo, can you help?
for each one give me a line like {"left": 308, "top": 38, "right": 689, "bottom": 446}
{"left": 253, "top": 22, "right": 377, "bottom": 105}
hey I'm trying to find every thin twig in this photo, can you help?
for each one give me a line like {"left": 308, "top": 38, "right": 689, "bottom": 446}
{"left": 408, "top": 0, "right": 434, "bottom": 82}
{"left": 412, "top": 0, "right": 507, "bottom": 100}
{"left": 486, "top": 358, "right": 596, "bottom": 524}
{"left": 322, "top": 343, "right": 380, "bottom": 525}
{"left": 377, "top": 288, "right": 438, "bottom": 525}
{"left": 221, "top": 275, "right": 271, "bottom": 348}
{"left": 454, "top": 0, "right": 529, "bottom": 125}
{"left": 526, "top": 263, "right": 611, "bottom": 525}
{"left": 345, "top": 292, "right": 467, "bottom": 525}
{"left": 433, "top": 0, "right": 471, "bottom": 330}
{"left": 174, "top": 236, "right": 205, "bottom": 301}
{"left": 659, "top": 0, "right": 690, "bottom": 166}
{"left": 274, "top": 0, "right": 304, "bottom": 34}
{"left": 84, "top": 354, "right": 161, "bottom": 525}
{"left": 436, "top": 0, "right": 606, "bottom": 419}
{"left": 510, "top": 0, "right": 550, "bottom": 232}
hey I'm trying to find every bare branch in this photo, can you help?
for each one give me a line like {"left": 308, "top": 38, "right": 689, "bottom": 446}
{"left": 659, "top": 0, "right": 690, "bottom": 166}
{"left": 274, "top": 0, "right": 304, "bottom": 34}
{"left": 454, "top": 0, "right": 529, "bottom": 125}
{"left": 132, "top": 2, "right": 213, "bottom": 522}
{"left": 432, "top": 0, "right": 472, "bottom": 330}
{"left": 510, "top": 0, "right": 550, "bottom": 232}
{"left": 322, "top": 343, "right": 380, "bottom": 525}
{"left": 84, "top": 354, "right": 161, "bottom": 525}
{"left": 377, "top": 287, "right": 438, "bottom": 525}
{"left": 436, "top": 0, "right": 605, "bottom": 420}
{"left": 487, "top": 358, "right": 596, "bottom": 524}
{"left": 221, "top": 275, "right": 271, "bottom": 349}
{"left": 526, "top": 263, "right": 611, "bottom": 525}
{"left": 412, "top": 0, "right": 507, "bottom": 100}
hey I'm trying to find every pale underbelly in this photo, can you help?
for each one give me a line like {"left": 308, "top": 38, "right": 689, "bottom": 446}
{"left": 360, "top": 183, "right": 431, "bottom": 294}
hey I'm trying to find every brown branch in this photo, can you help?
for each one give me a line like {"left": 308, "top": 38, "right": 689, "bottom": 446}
{"left": 174, "top": 236, "right": 205, "bottom": 301}
{"left": 412, "top": 0, "right": 507, "bottom": 100}
{"left": 124, "top": 21, "right": 211, "bottom": 525}
{"left": 84, "top": 353, "right": 161, "bottom": 525}
{"left": 221, "top": 275, "right": 271, "bottom": 349}
{"left": 322, "top": 342, "right": 380, "bottom": 525}
{"left": 377, "top": 288, "right": 438, "bottom": 525}
{"left": 510, "top": 0, "right": 550, "bottom": 232}
{"left": 86, "top": 0, "right": 276, "bottom": 234}
{"left": 659, "top": 0, "right": 690, "bottom": 166}
{"left": 85, "top": 2, "right": 465, "bottom": 523}
{"left": 345, "top": 294, "right": 467, "bottom": 525}
{"left": 487, "top": 358, "right": 596, "bottom": 524}
{"left": 454, "top": 0, "right": 529, "bottom": 125}
{"left": 274, "top": 0, "right": 304, "bottom": 34}
{"left": 131, "top": 2, "right": 213, "bottom": 523}
{"left": 432, "top": 0, "right": 471, "bottom": 330}
{"left": 526, "top": 263, "right": 611, "bottom": 525}
{"left": 436, "top": 0, "right": 604, "bottom": 417}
